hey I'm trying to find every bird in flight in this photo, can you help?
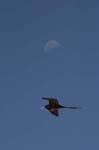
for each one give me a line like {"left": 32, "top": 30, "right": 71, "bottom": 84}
{"left": 41, "top": 97, "right": 81, "bottom": 116}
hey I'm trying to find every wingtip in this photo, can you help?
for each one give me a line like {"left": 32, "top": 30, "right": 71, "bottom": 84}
{"left": 41, "top": 97, "right": 50, "bottom": 100}
{"left": 41, "top": 97, "right": 46, "bottom": 99}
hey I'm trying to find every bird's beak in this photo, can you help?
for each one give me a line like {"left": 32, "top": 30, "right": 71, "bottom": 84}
{"left": 40, "top": 106, "right": 45, "bottom": 109}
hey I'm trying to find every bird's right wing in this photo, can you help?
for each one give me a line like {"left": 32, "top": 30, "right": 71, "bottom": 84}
{"left": 50, "top": 109, "right": 59, "bottom": 117}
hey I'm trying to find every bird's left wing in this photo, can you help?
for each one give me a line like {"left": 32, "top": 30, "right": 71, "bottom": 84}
{"left": 42, "top": 97, "right": 59, "bottom": 107}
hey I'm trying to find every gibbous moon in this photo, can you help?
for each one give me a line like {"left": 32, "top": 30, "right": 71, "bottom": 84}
{"left": 44, "top": 40, "right": 61, "bottom": 53}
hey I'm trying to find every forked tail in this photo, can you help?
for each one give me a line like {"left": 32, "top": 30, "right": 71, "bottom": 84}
{"left": 64, "top": 106, "right": 81, "bottom": 109}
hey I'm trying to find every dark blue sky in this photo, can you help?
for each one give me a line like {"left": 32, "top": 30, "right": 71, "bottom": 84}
{"left": 0, "top": 0, "right": 99, "bottom": 149}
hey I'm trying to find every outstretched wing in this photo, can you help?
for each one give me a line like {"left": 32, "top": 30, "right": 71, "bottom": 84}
{"left": 49, "top": 109, "right": 59, "bottom": 116}
{"left": 42, "top": 97, "right": 59, "bottom": 107}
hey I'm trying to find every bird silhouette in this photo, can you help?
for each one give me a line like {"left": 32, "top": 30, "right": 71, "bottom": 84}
{"left": 41, "top": 97, "right": 81, "bottom": 116}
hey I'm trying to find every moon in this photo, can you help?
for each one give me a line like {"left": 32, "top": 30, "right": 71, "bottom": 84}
{"left": 44, "top": 40, "right": 61, "bottom": 53}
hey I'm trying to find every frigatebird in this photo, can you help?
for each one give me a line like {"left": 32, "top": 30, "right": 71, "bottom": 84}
{"left": 41, "top": 97, "right": 81, "bottom": 116}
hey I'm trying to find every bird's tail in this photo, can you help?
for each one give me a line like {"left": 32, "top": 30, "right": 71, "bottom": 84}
{"left": 59, "top": 105, "right": 81, "bottom": 109}
{"left": 63, "top": 106, "right": 81, "bottom": 109}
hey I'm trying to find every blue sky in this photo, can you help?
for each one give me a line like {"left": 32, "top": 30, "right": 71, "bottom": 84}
{"left": 0, "top": 0, "right": 99, "bottom": 149}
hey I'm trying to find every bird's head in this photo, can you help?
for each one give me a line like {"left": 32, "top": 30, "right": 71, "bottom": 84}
{"left": 40, "top": 105, "right": 51, "bottom": 110}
